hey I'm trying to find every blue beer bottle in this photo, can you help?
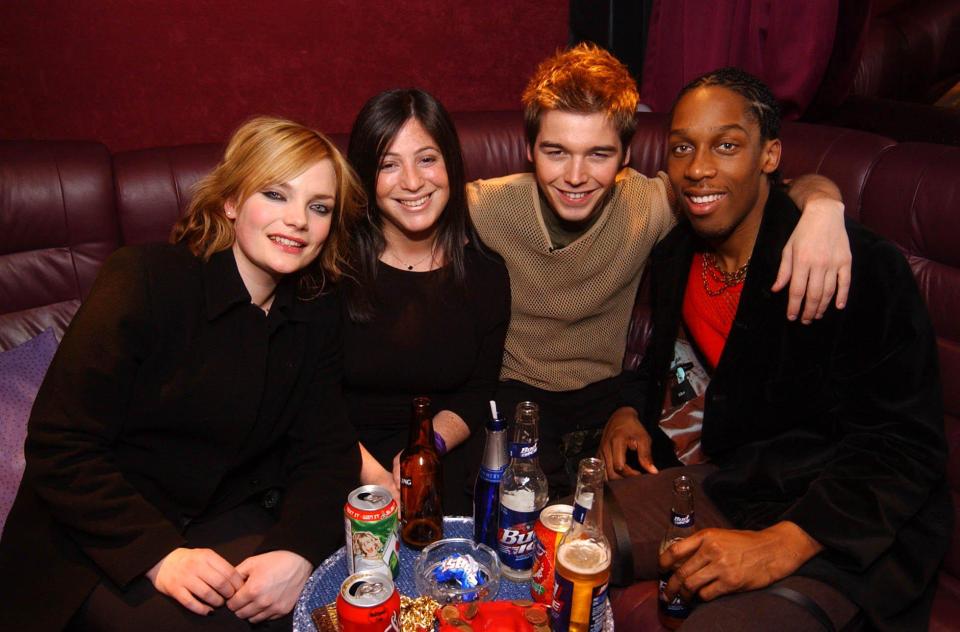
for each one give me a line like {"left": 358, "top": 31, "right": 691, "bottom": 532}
{"left": 473, "top": 400, "right": 508, "bottom": 549}
{"left": 658, "top": 475, "right": 697, "bottom": 629}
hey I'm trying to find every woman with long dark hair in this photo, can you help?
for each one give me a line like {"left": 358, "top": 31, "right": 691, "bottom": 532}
{"left": 343, "top": 89, "right": 510, "bottom": 514}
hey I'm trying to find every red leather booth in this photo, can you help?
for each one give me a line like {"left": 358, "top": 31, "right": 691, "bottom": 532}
{"left": 1, "top": 111, "right": 957, "bottom": 628}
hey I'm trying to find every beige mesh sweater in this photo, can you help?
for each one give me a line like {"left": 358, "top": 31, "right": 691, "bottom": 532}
{"left": 468, "top": 169, "right": 676, "bottom": 391}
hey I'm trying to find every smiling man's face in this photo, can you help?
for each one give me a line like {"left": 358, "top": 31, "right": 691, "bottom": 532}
{"left": 528, "top": 110, "right": 630, "bottom": 225}
{"left": 667, "top": 85, "right": 781, "bottom": 244}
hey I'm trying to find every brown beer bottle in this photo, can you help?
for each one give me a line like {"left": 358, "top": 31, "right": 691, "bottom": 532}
{"left": 658, "top": 475, "right": 697, "bottom": 629}
{"left": 399, "top": 396, "right": 443, "bottom": 549}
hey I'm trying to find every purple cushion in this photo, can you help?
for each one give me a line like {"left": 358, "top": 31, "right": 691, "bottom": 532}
{"left": 0, "top": 328, "right": 58, "bottom": 534}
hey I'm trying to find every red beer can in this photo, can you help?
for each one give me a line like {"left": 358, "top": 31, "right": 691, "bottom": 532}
{"left": 336, "top": 571, "right": 401, "bottom": 632}
{"left": 530, "top": 503, "right": 573, "bottom": 603}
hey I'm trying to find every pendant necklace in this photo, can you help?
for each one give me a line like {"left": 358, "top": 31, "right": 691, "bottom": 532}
{"left": 387, "top": 249, "right": 434, "bottom": 271}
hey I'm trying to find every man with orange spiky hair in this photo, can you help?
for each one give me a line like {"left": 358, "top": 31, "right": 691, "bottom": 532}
{"left": 467, "top": 44, "right": 850, "bottom": 497}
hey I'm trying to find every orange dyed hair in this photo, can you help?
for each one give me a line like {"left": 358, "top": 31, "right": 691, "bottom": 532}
{"left": 522, "top": 43, "right": 639, "bottom": 152}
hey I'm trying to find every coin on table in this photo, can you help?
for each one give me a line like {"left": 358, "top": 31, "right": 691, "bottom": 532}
{"left": 524, "top": 607, "right": 549, "bottom": 625}
{"left": 440, "top": 605, "right": 461, "bottom": 623}
{"left": 463, "top": 602, "right": 479, "bottom": 620}
{"left": 511, "top": 599, "right": 534, "bottom": 608}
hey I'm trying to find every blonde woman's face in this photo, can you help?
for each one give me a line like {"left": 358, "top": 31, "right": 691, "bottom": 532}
{"left": 226, "top": 158, "right": 336, "bottom": 292}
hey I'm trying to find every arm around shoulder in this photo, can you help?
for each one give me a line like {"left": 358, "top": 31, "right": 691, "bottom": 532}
{"left": 777, "top": 176, "right": 851, "bottom": 323}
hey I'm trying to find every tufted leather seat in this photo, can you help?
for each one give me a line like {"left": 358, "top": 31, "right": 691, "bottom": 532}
{"left": 0, "top": 141, "right": 118, "bottom": 350}
{"left": 0, "top": 112, "right": 956, "bottom": 626}
{"left": 807, "top": 0, "right": 960, "bottom": 146}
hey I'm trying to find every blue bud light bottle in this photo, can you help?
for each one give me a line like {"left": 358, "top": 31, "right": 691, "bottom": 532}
{"left": 474, "top": 400, "right": 508, "bottom": 548}
{"left": 497, "top": 401, "right": 548, "bottom": 581}
{"left": 658, "top": 475, "right": 697, "bottom": 629}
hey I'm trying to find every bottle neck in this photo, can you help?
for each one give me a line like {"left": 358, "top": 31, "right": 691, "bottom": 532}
{"left": 508, "top": 439, "right": 539, "bottom": 464}
{"left": 571, "top": 458, "right": 605, "bottom": 532}
{"left": 481, "top": 424, "right": 508, "bottom": 471}
{"left": 408, "top": 398, "right": 435, "bottom": 449}
{"left": 573, "top": 489, "right": 603, "bottom": 531}
{"left": 510, "top": 401, "right": 540, "bottom": 464}
{"left": 665, "top": 476, "right": 696, "bottom": 537}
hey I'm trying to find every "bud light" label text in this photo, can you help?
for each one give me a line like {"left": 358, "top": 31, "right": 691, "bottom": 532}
{"left": 497, "top": 506, "right": 539, "bottom": 570}
{"left": 508, "top": 442, "right": 538, "bottom": 458}
{"left": 671, "top": 510, "right": 693, "bottom": 528}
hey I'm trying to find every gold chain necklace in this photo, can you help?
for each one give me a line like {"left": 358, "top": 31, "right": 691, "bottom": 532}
{"left": 701, "top": 252, "right": 749, "bottom": 296}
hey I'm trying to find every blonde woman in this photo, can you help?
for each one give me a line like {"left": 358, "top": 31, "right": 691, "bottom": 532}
{"left": 0, "top": 117, "right": 364, "bottom": 631}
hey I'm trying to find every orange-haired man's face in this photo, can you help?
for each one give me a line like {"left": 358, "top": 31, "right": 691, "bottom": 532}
{"left": 527, "top": 110, "right": 630, "bottom": 224}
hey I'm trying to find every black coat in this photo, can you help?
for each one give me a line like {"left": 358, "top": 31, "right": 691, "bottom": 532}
{"left": 0, "top": 245, "right": 360, "bottom": 631}
{"left": 622, "top": 188, "right": 951, "bottom": 631}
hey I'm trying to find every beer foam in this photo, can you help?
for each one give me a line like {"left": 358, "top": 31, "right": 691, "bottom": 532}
{"left": 558, "top": 539, "right": 610, "bottom": 574}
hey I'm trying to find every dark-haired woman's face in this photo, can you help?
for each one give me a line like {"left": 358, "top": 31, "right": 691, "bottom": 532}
{"left": 375, "top": 118, "right": 450, "bottom": 242}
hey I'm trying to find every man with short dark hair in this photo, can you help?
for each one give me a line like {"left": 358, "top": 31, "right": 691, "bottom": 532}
{"left": 468, "top": 44, "right": 852, "bottom": 496}
{"left": 600, "top": 67, "right": 949, "bottom": 631}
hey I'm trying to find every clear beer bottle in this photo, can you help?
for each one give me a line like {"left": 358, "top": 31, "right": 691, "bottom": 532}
{"left": 551, "top": 457, "right": 611, "bottom": 632}
{"left": 658, "top": 474, "right": 697, "bottom": 629}
{"left": 497, "top": 401, "right": 548, "bottom": 580}
{"left": 399, "top": 396, "right": 443, "bottom": 549}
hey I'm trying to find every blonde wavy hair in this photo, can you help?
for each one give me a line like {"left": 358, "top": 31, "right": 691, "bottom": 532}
{"left": 171, "top": 116, "right": 364, "bottom": 293}
{"left": 522, "top": 42, "right": 639, "bottom": 152}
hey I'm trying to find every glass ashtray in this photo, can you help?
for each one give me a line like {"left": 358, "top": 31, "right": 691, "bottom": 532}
{"left": 413, "top": 538, "right": 501, "bottom": 604}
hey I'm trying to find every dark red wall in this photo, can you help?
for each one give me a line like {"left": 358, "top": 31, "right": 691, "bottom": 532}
{"left": 0, "top": 1, "right": 568, "bottom": 151}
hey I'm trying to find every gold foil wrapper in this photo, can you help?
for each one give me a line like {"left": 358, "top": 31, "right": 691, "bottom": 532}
{"left": 311, "top": 595, "right": 440, "bottom": 632}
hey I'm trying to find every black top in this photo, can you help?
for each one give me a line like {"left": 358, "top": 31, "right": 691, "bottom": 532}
{"left": 0, "top": 244, "right": 360, "bottom": 631}
{"left": 622, "top": 188, "right": 949, "bottom": 631}
{"left": 342, "top": 243, "right": 510, "bottom": 509}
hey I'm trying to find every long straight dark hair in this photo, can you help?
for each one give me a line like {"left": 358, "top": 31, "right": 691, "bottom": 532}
{"left": 344, "top": 88, "right": 476, "bottom": 322}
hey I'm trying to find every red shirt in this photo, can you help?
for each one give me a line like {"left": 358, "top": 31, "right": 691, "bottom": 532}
{"left": 682, "top": 252, "right": 744, "bottom": 369}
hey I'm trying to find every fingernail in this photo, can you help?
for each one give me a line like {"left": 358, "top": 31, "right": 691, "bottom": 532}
{"left": 788, "top": 314, "right": 797, "bottom": 321}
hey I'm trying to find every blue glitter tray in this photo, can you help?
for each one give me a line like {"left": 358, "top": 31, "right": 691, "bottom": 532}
{"left": 292, "top": 516, "right": 613, "bottom": 631}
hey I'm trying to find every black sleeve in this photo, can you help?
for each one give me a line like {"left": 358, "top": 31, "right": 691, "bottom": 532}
{"left": 24, "top": 247, "right": 185, "bottom": 587}
{"left": 438, "top": 255, "right": 511, "bottom": 435}
{"left": 257, "top": 300, "right": 361, "bottom": 565}
{"left": 781, "top": 237, "right": 946, "bottom": 570}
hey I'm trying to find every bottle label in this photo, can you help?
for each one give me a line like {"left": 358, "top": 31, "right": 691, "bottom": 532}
{"left": 473, "top": 479, "right": 501, "bottom": 548}
{"left": 497, "top": 504, "right": 540, "bottom": 570}
{"left": 589, "top": 581, "right": 609, "bottom": 632}
{"left": 479, "top": 466, "right": 505, "bottom": 483}
{"left": 659, "top": 572, "right": 692, "bottom": 620}
{"left": 551, "top": 573, "right": 608, "bottom": 632}
{"left": 572, "top": 503, "right": 587, "bottom": 524}
{"left": 509, "top": 442, "right": 538, "bottom": 458}
{"left": 671, "top": 510, "right": 694, "bottom": 528}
